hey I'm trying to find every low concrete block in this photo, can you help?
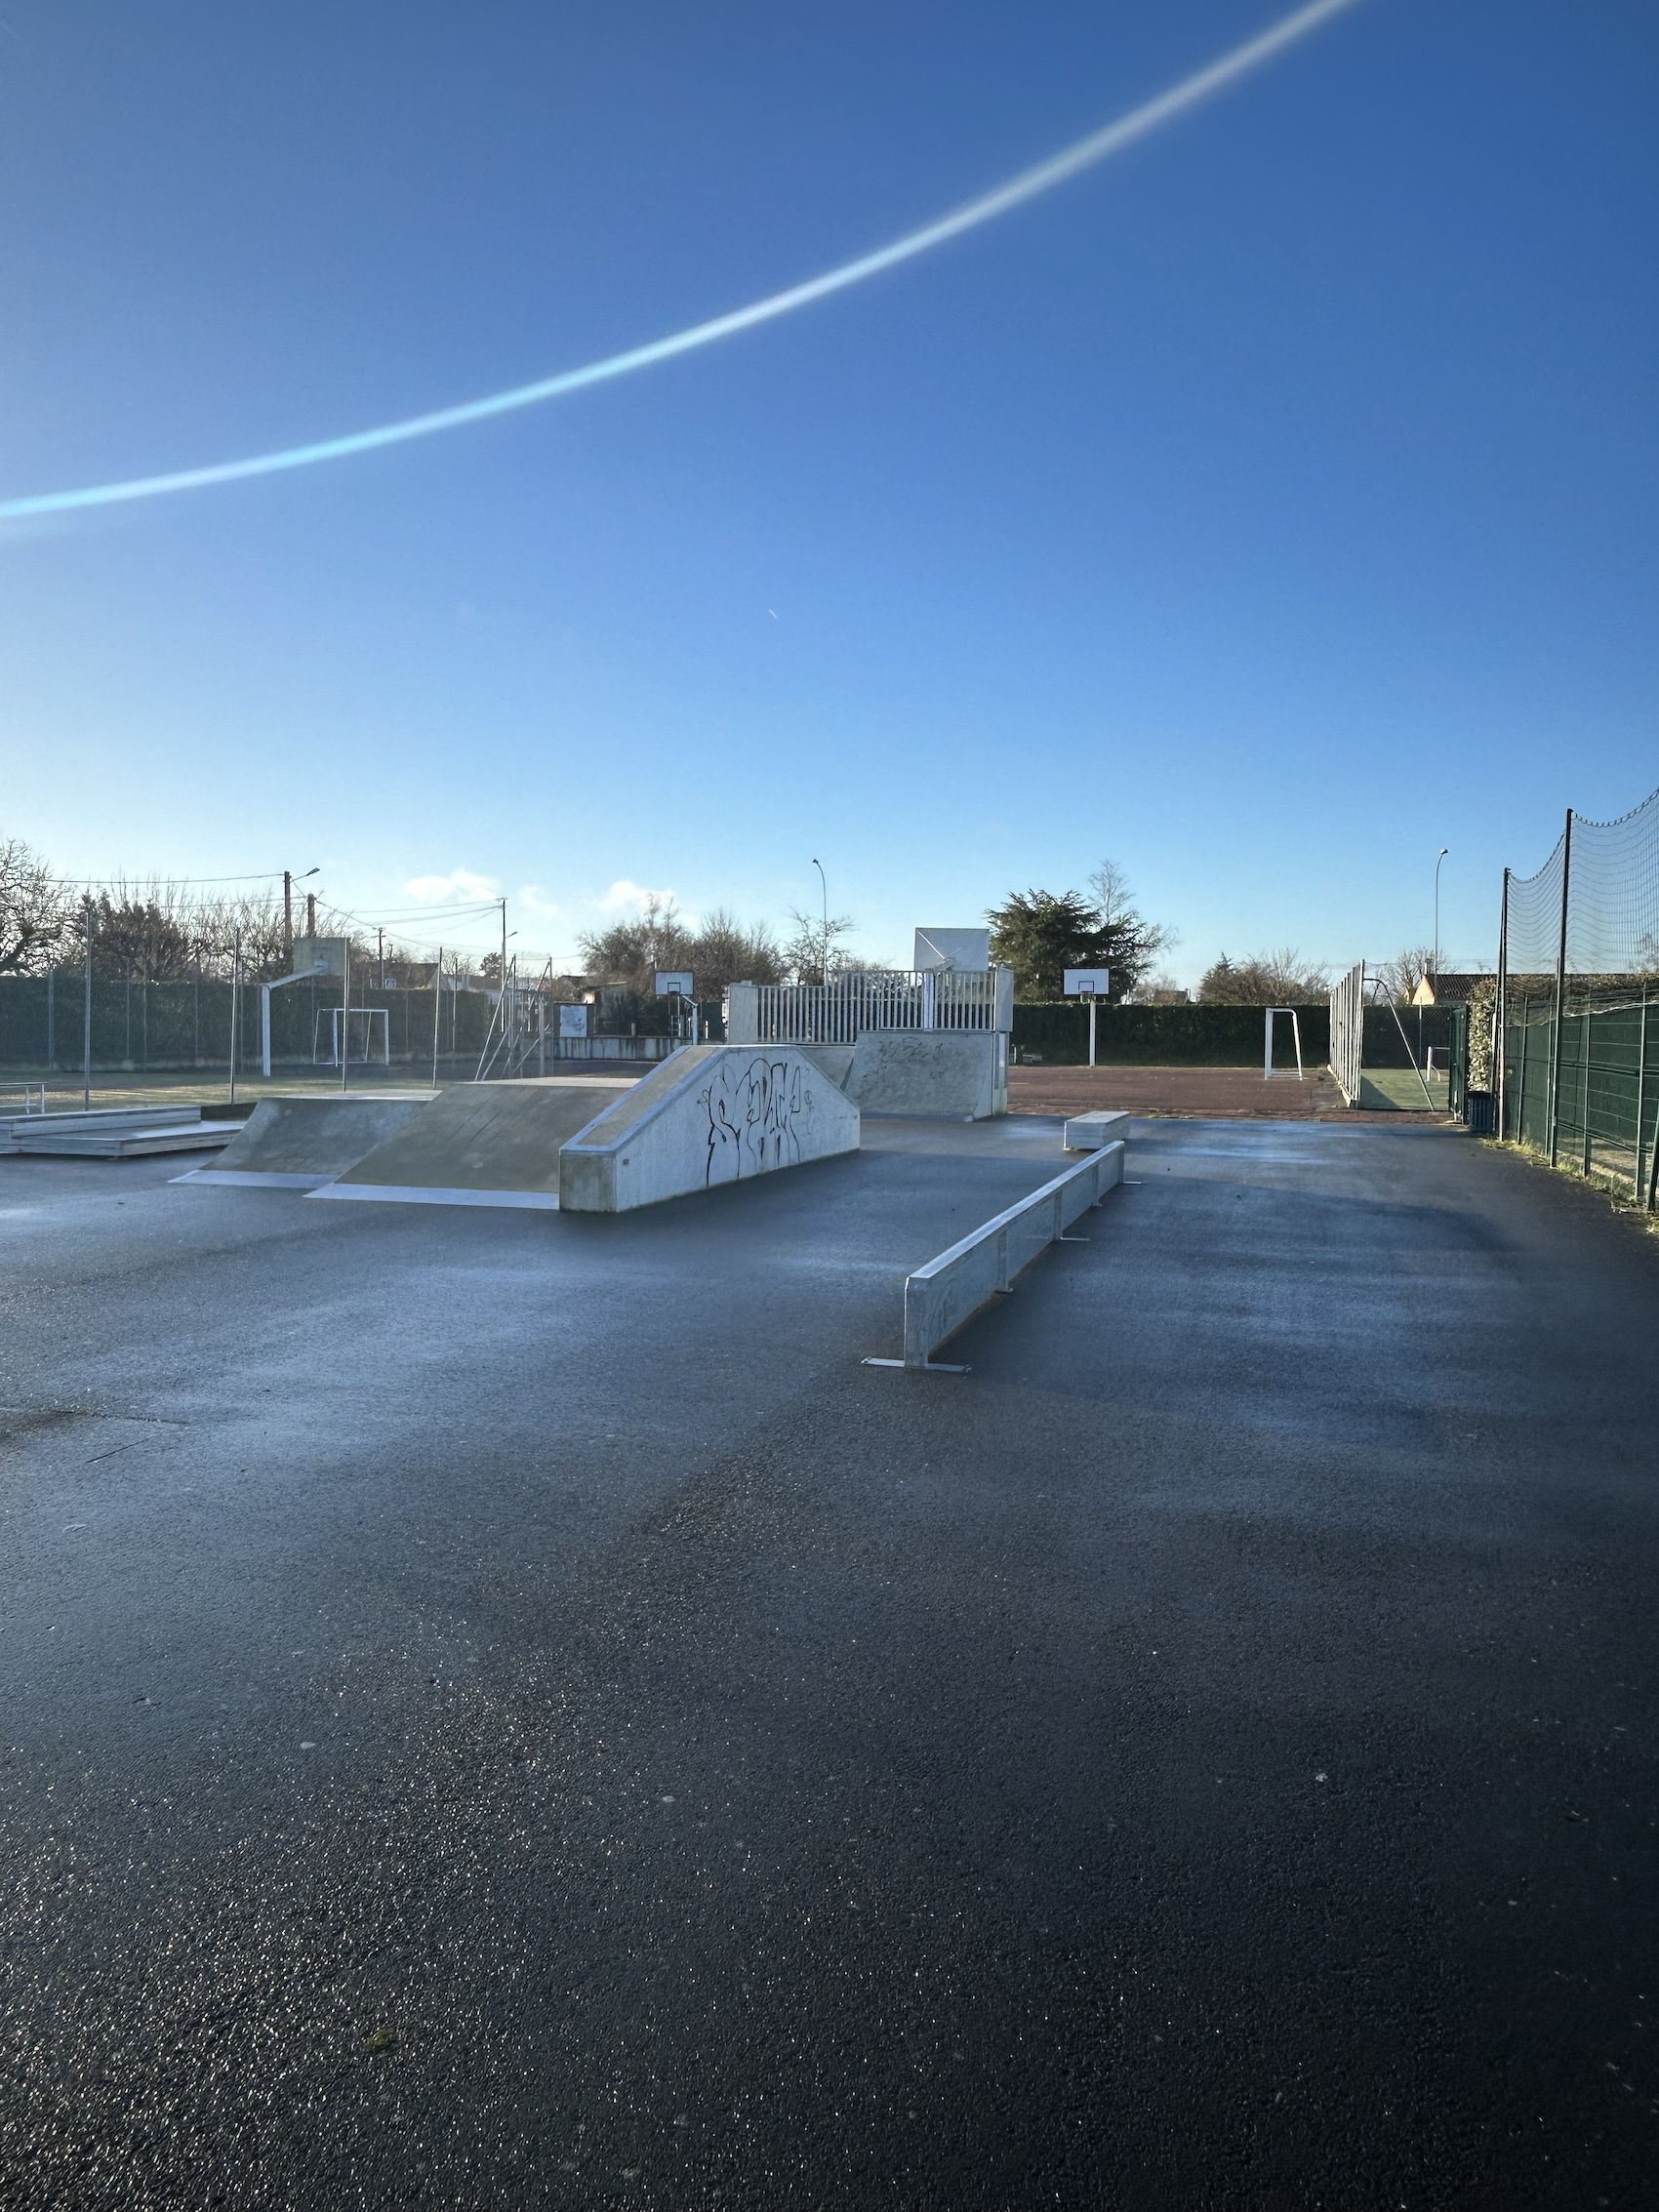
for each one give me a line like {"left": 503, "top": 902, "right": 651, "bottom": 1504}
{"left": 1063, "top": 1109, "right": 1131, "bottom": 1152}
{"left": 16, "top": 1122, "right": 231, "bottom": 1158}
{"left": 559, "top": 1044, "right": 859, "bottom": 1213}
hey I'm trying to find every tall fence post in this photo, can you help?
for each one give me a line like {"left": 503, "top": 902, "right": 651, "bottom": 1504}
{"left": 1547, "top": 809, "right": 1572, "bottom": 1167}
{"left": 82, "top": 903, "right": 92, "bottom": 1109}
{"left": 1580, "top": 1005, "right": 1593, "bottom": 1175}
{"left": 1494, "top": 869, "right": 1509, "bottom": 1135}
{"left": 228, "top": 939, "right": 240, "bottom": 1106}
{"left": 1636, "top": 990, "right": 1649, "bottom": 1202}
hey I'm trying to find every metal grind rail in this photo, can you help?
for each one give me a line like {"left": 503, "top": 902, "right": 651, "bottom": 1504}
{"left": 865, "top": 1141, "right": 1125, "bottom": 1374}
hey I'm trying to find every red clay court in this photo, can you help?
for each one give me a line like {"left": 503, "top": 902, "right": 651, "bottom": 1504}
{"left": 1006, "top": 1063, "right": 1433, "bottom": 1120}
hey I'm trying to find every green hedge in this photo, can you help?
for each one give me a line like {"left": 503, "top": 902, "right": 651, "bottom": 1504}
{"left": 1010, "top": 1001, "right": 1331, "bottom": 1067}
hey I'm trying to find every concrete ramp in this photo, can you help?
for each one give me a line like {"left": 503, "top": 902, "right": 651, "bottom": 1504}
{"left": 315, "top": 1079, "right": 634, "bottom": 1209}
{"left": 844, "top": 1031, "right": 1006, "bottom": 1120}
{"left": 181, "top": 1092, "right": 433, "bottom": 1190}
{"left": 559, "top": 1045, "right": 859, "bottom": 1213}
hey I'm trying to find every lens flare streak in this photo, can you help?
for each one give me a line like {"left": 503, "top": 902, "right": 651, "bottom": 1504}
{"left": 0, "top": 0, "right": 1362, "bottom": 521}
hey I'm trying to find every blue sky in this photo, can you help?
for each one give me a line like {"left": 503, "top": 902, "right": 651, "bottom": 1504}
{"left": 2, "top": 0, "right": 1655, "bottom": 983}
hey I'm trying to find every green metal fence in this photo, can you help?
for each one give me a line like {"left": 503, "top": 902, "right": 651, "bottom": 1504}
{"left": 1501, "top": 985, "right": 1659, "bottom": 1202}
{"left": 0, "top": 973, "right": 498, "bottom": 1072}
{"left": 1497, "top": 780, "right": 1659, "bottom": 1203}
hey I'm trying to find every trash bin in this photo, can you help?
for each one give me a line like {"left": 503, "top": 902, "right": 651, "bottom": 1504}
{"left": 1464, "top": 1088, "right": 1495, "bottom": 1135}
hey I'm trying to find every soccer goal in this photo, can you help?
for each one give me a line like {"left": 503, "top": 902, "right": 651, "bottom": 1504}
{"left": 313, "top": 1007, "right": 390, "bottom": 1067}
{"left": 1264, "top": 1006, "right": 1305, "bottom": 1080}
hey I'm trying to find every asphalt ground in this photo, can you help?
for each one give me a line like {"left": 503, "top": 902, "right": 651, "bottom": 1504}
{"left": 0, "top": 1116, "right": 1654, "bottom": 2209}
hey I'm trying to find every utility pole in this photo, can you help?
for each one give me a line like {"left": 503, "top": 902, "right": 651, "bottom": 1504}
{"left": 378, "top": 926, "right": 384, "bottom": 987}
{"left": 305, "top": 889, "right": 316, "bottom": 941}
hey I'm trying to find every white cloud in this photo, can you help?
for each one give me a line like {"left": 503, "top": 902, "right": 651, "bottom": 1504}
{"left": 404, "top": 868, "right": 499, "bottom": 904}
{"left": 515, "top": 884, "right": 563, "bottom": 920}
{"left": 596, "top": 878, "right": 674, "bottom": 915}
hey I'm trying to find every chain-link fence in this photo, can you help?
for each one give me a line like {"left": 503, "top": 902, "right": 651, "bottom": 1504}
{"left": 0, "top": 972, "right": 498, "bottom": 1074}
{"left": 0, "top": 971, "right": 728, "bottom": 1085}
{"left": 1497, "top": 784, "right": 1659, "bottom": 1200}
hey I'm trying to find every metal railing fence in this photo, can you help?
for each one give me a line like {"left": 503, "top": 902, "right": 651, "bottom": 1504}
{"left": 748, "top": 968, "right": 1010, "bottom": 1046}
{"left": 1329, "top": 962, "right": 1363, "bottom": 1104}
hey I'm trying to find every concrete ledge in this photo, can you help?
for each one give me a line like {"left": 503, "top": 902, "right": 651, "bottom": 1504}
{"left": 14, "top": 1121, "right": 230, "bottom": 1158}
{"left": 876, "top": 1142, "right": 1123, "bottom": 1371}
{"left": 1063, "top": 1109, "right": 1131, "bottom": 1152}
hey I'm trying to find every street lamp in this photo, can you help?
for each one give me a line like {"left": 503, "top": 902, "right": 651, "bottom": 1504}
{"left": 811, "top": 859, "right": 829, "bottom": 985}
{"left": 1434, "top": 847, "right": 1449, "bottom": 984}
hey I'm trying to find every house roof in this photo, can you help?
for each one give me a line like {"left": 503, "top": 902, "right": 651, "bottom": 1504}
{"left": 1411, "top": 972, "right": 1488, "bottom": 1006}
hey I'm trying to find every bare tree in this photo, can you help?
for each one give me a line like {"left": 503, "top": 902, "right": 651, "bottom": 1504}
{"left": 578, "top": 898, "right": 784, "bottom": 998}
{"left": 0, "top": 838, "right": 72, "bottom": 974}
{"left": 1133, "top": 972, "right": 1191, "bottom": 1005}
{"left": 781, "top": 907, "right": 857, "bottom": 986}
{"left": 1087, "top": 860, "right": 1176, "bottom": 997}
{"left": 1378, "top": 945, "right": 1436, "bottom": 1003}
{"left": 1197, "top": 947, "right": 1330, "bottom": 1003}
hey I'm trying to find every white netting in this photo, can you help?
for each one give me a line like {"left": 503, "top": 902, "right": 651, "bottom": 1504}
{"left": 1505, "top": 785, "right": 1659, "bottom": 980}
{"left": 1563, "top": 786, "right": 1659, "bottom": 975}
{"left": 1504, "top": 827, "right": 1565, "bottom": 978}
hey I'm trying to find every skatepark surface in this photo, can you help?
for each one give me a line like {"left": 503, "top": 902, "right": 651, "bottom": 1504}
{"left": 1, "top": 1114, "right": 1654, "bottom": 2207}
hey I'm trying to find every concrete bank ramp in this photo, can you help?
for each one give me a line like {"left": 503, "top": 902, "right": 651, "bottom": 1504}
{"left": 560, "top": 1045, "right": 859, "bottom": 1213}
{"left": 182, "top": 1092, "right": 433, "bottom": 1189}
{"left": 843, "top": 1030, "right": 1006, "bottom": 1120}
{"left": 316, "top": 1079, "right": 634, "bottom": 1209}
